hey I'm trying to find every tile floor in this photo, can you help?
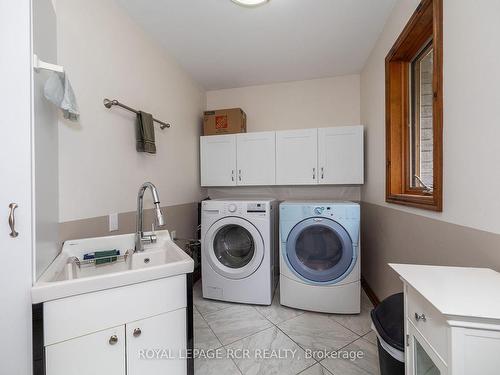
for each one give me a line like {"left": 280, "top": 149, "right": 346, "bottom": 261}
{"left": 193, "top": 280, "right": 380, "bottom": 375}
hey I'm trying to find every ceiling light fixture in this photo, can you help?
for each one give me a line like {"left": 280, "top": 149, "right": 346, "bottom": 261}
{"left": 231, "top": 0, "right": 270, "bottom": 7}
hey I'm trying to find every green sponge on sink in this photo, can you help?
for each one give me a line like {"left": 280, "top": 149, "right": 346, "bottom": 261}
{"left": 95, "top": 250, "right": 119, "bottom": 265}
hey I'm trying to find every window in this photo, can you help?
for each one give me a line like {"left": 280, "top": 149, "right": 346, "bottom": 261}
{"left": 386, "top": 0, "right": 443, "bottom": 211}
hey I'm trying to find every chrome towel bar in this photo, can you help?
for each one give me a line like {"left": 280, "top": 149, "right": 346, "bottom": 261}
{"left": 103, "top": 98, "right": 171, "bottom": 129}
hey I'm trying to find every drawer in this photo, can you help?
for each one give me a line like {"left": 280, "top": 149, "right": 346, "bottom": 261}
{"left": 406, "top": 285, "right": 448, "bottom": 363}
{"left": 44, "top": 275, "right": 186, "bottom": 346}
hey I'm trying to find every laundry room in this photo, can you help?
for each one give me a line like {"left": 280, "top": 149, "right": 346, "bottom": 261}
{"left": 2, "top": 0, "right": 500, "bottom": 375}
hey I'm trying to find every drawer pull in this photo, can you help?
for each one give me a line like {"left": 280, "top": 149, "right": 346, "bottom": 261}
{"left": 109, "top": 335, "right": 118, "bottom": 345}
{"left": 414, "top": 312, "right": 426, "bottom": 322}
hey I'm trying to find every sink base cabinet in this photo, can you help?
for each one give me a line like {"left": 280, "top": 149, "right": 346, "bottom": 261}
{"left": 33, "top": 274, "right": 194, "bottom": 375}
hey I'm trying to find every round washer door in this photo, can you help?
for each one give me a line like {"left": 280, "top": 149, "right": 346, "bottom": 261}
{"left": 285, "top": 217, "right": 354, "bottom": 283}
{"left": 204, "top": 217, "right": 264, "bottom": 279}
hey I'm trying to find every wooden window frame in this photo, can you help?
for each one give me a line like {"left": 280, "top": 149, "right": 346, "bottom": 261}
{"left": 385, "top": 0, "right": 443, "bottom": 211}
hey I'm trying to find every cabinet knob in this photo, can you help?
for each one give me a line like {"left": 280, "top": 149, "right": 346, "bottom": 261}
{"left": 109, "top": 335, "right": 118, "bottom": 345}
{"left": 133, "top": 328, "right": 142, "bottom": 337}
{"left": 414, "top": 312, "right": 426, "bottom": 322}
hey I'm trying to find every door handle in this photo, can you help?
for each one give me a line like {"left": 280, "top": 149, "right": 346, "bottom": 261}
{"left": 312, "top": 168, "right": 316, "bottom": 180}
{"left": 238, "top": 169, "right": 242, "bottom": 181}
{"left": 321, "top": 167, "right": 324, "bottom": 179}
{"left": 8, "top": 203, "right": 18, "bottom": 238}
{"left": 231, "top": 170, "right": 235, "bottom": 182}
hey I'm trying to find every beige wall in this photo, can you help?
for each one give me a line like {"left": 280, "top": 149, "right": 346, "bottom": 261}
{"left": 54, "top": 0, "right": 206, "bottom": 223}
{"left": 207, "top": 75, "right": 361, "bottom": 132}
{"left": 206, "top": 75, "right": 362, "bottom": 200}
{"left": 360, "top": 0, "right": 500, "bottom": 299}
{"left": 361, "top": 0, "right": 500, "bottom": 234}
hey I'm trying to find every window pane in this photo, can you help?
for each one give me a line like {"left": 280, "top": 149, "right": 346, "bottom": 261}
{"left": 410, "top": 44, "right": 433, "bottom": 191}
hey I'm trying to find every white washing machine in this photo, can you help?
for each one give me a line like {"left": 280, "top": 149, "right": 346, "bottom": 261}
{"left": 201, "top": 199, "right": 277, "bottom": 305}
{"left": 280, "top": 201, "right": 360, "bottom": 314}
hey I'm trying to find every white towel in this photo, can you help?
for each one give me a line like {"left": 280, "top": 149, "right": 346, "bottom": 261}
{"left": 43, "top": 72, "right": 79, "bottom": 121}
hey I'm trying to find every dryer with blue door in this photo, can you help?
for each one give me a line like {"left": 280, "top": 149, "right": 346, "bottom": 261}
{"left": 279, "top": 201, "right": 360, "bottom": 314}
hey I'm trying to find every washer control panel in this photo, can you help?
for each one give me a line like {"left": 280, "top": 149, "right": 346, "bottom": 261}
{"left": 247, "top": 203, "right": 266, "bottom": 213}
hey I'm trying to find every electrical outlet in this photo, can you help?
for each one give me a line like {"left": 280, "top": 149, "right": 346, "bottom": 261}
{"left": 109, "top": 213, "right": 118, "bottom": 232}
{"left": 171, "top": 230, "right": 176, "bottom": 240}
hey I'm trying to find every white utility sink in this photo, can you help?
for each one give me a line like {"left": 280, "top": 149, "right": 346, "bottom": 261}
{"left": 32, "top": 230, "right": 194, "bottom": 303}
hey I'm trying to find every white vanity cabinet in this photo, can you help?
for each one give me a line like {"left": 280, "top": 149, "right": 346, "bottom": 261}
{"left": 390, "top": 264, "right": 500, "bottom": 375}
{"left": 40, "top": 275, "right": 191, "bottom": 375}
{"left": 275, "top": 128, "right": 318, "bottom": 185}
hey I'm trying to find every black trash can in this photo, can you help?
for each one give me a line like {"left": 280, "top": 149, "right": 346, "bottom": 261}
{"left": 371, "top": 292, "right": 405, "bottom": 375}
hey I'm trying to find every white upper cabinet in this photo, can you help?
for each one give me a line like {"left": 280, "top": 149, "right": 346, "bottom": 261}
{"left": 200, "top": 126, "right": 364, "bottom": 187}
{"left": 276, "top": 129, "right": 318, "bottom": 185}
{"left": 318, "top": 126, "right": 364, "bottom": 184}
{"left": 200, "top": 134, "right": 237, "bottom": 186}
{"left": 236, "top": 132, "right": 276, "bottom": 185}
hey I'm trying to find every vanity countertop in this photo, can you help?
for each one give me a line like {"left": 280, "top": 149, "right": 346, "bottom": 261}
{"left": 390, "top": 263, "right": 500, "bottom": 321}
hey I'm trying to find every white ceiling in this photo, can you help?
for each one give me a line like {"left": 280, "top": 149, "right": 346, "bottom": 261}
{"left": 116, "top": 0, "right": 397, "bottom": 90}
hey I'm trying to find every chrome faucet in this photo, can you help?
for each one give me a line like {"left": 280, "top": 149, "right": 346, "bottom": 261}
{"left": 135, "top": 182, "right": 165, "bottom": 252}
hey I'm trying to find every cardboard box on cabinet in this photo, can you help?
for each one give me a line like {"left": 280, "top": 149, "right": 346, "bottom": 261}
{"left": 203, "top": 108, "right": 247, "bottom": 136}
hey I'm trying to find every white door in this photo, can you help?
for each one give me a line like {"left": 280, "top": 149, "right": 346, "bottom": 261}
{"left": 0, "top": 2, "right": 34, "bottom": 374}
{"left": 318, "top": 126, "right": 364, "bottom": 184}
{"left": 276, "top": 129, "right": 318, "bottom": 185}
{"left": 126, "top": 309, "right": 187, "bottom": 375}
{"left": 200, "top": 134, "right": 237, "bottom": 186}
{"left": 46, "top": 326, "right": 126, "bottom": 375}
{"left": 236, "top": 131, "right": 275, "bottom": 185}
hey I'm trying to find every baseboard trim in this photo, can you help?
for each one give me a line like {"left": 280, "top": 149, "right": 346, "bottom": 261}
{"left": 361, "top": 276, "right": 380, "bottom": 306}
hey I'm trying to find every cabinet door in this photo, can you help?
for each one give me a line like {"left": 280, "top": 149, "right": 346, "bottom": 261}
{"left": 318, "top": 126, "right": 364, "bottom": 184}
{"left": 127, "top": 308, "right": 187, "bottom": 375}
{"left": 201, "top": 135, "right": 236, "bottom": 186}
{"left": 276, "top": 129, "right": 318, "bottom": 185}
{"left": 406, "top": 321, "right": 447, "bottom": 375}
{"left": 451, "top": 327, "right": 500, "bottom": 375}
{"left": 46, "top": 326, "right": 125, "bottom": 375}
{"left": 236, "top": 131, "right": 276, "bottom": 185}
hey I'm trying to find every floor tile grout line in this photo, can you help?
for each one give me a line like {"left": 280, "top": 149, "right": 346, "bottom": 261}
{"left": 273, "top": 324, "right": 320, "bottom": 365}
{"left": 221, "top": 324, "right": 275, "bottom": 348}
{"left": 193, "top": 303, "right": 224, "bottom": 350}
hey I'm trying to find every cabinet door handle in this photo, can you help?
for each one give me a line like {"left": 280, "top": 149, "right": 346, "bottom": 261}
{"left": 238, "top": 169, "right": 242, "bottom": 181}
{"left": 321, "top": 167, "right": 324, "bottom": 179}
{"left": 133, "top": 328, "right": 142, "bottom": 337}
{"left": 312, "top": 168, "right": 316, "bottom": 180}
{"left": 109, "top": 335, "right": 118, "bottom": 345}
{"left": 231, "top": 170, "right": 235, "bottom": 182}
{"left": 8, "top": 203, "right": 18, "bottom": 238}
{"left": 414, "top": 312, "right": 426, "bottom": 322}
